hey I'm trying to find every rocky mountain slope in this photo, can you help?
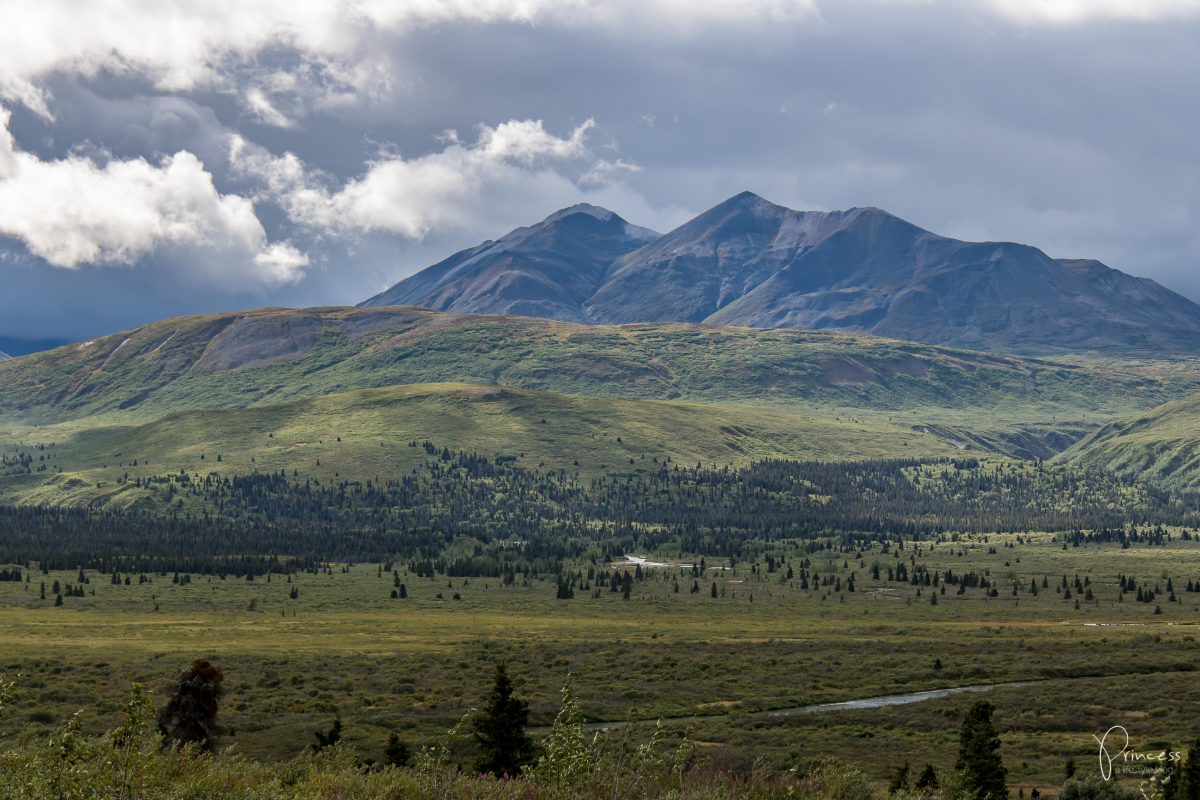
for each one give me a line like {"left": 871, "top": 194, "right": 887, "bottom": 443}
{"left": 361, "top": 204, "right": 657, "bottom": 322}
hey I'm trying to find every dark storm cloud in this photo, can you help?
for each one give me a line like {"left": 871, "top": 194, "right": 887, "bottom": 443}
{"left": 2, "top": 0, "right": 1198, "bottom": 342}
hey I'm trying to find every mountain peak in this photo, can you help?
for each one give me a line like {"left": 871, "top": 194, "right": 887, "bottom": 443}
{"left": 728, "top": 189, "right": 766, "bottom": 204}
{"left": 701, "top": 194, "right": 905, "bottom": 230}
{"left": 360, "top": 201, "right": 660, "bottom": 321}
{"left": 543, "top": 203, "right": 619, "bottom": 223}
{"left": 845, "top": 205, "right": 889, "bottom": 218}
{"left": 711, "top": 190, "right": 780, "bottom": 212}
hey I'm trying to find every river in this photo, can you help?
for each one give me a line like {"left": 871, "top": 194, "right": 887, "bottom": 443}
{"left": 549, "top": 679, "right": 1041, "bottom": 734}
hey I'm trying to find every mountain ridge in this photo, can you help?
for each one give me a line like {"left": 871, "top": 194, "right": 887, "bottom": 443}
{"left": 2, "top": 305, "right": 1184, "bottom": 428}
{"left": 364, "top": 192, "right": 1200, "bottom": 354}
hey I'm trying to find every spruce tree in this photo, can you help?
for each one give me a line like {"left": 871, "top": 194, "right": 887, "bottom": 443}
{"left": 889, "top": 762, "right": 911, "bottom": 793}
{"left": 915, "top": 763, "right": 939, "bottom": 790}
{"left": 956, "top": 700, "right": 1007, "bottom": 800}
{"left": 312, "top": 718, "right": 342, "bottom": 751}
{"left": 471, "top": 661, "right": 535, "bottom": 776}
{"left": 158, "top": 658, "right": 225, "bottom": 751}
{"left": 385, "top": 732, "right": 411, "bottom": 767}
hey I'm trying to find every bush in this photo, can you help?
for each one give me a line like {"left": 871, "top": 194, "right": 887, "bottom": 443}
{"left": 1056, "top": 776, "right": 1142, "bottom": 800}
{"left": 799, "top": 757, "right": 879, "bottom": 800}
{"left": 0, "top": 674, "right": 898, "bottom": 800}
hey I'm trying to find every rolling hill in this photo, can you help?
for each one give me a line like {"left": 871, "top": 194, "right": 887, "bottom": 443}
{"left": 0, "top": 382, "right": 968, "bottom": 509}
{"left": 0, "top": 305, "right": 1186, "bottom": 426}
{"left": 365, "top": 192, "right": 1200, "bottom": 354}
{"left": 1064, "top": 393, "right": 1200, "bottom": 491}
{"left": 4, "top": 305, "right": 1200, "bottom": 508}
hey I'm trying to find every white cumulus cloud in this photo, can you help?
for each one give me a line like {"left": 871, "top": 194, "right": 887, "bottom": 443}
{"left": 0, "top": 0, "right": 818, "bottom": 118}
{"left": 232, "top": 117, "right": 624, "bottom": 239}
{"left": 0, "top": 107, "right": 306, "bottom": 284}
{"left": 254, "top": 242, "right": 313, "bottom": 283}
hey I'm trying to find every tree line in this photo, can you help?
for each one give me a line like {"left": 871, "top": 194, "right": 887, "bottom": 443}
{"left": 1, "top": 452, "right": 1197, "bottom": 575}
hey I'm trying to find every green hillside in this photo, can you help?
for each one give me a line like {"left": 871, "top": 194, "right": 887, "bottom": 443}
{"left": 4, "top": 306, "right": 1200, "bottom": 508}
{"left": 0, "top": 382, "right": 965, "bottom": 509}
{"left": 1063, "top": 392, "right": 1200, "bottom": 490}
{"left": 0, "top": 306, "right": 1190, "bottom": 424}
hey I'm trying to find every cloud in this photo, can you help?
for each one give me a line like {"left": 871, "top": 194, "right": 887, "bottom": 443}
{"left": 232, "top": 117, "right": 626, "bottom": 239}
{"left": 0, "top": 107, "right": 306, "bottom": 284}
{"left": 0, "top": 0, "right": 1192, "bottom": 122}
{"left": 254, "top": 242, "right": 312, "bottom": 283}
{"left": 980, "top": 0, "right": 1200, "bottom": 23}
{"left": 0, "top": 0, "right": 818, "bottom": 119}
{"left": 872, "top": 0, "right": 1200, "bottom": 23}
{"left": 244, "top": 88, "right": 295, "bottom": 129}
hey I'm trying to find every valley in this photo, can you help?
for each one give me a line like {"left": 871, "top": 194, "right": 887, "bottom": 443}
{"left": 2, "top": 530, "right": 1197, "bottom": 792}
{"left": 3, "top": 299, "right": 1200, "bottom": 800}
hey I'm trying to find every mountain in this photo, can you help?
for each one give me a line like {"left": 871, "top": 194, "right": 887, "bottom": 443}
{"left": 361, "top": 204, "right": 658, "bottom": 321}
{"left": 366, "top": 192, "right": 1200, "bottom": 354}
{"left": 1064, "top": 392, "right": 1200, "bottom": 490}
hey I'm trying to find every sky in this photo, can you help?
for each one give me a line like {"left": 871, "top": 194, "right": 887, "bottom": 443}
{"left": 1, "top": 0, "right": 1199, "bottom": 342}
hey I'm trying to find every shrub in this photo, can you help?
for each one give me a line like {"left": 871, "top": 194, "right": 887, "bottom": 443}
{"left": 1056, "top": 776, "right": 1141, "bottom": 800}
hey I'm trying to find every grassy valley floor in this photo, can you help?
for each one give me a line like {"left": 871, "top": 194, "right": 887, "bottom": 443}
{"left": 2, "top": 531, "right": 1198, "bottom": 792}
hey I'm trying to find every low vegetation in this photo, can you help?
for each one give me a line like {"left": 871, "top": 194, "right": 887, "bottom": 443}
{"left": 0, "top": 382, "right": 968, "bottom": 509}
{"left": 5, "top": 306, "right": 1200, "bottom": 509}
{"left": 1065, "top": 391, "right": 1200, "bottom": 490}
{"left": 3, "top": 518, "right": 1200, "bottom": 788}
{"left": 2, "top": 653, "right": 1193, "bottom": 800}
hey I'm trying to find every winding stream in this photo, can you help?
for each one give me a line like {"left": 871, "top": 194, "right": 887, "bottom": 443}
{"left": 553, "top": 679, "right": 1042, "bottom": 734}
{"left": 758, "top": 680, "right": 1039, "bottom": 719}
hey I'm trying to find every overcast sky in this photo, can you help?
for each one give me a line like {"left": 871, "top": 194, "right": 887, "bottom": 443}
{"left": 1, "top": 0, "right": 1199, "bottom": 341}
